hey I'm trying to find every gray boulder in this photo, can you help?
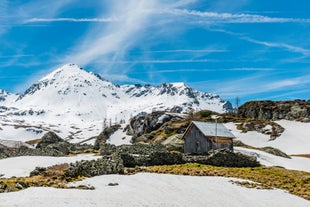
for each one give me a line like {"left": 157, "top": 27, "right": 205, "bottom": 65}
{"left": 36, "top": 132, "right": 64, "bottom": 149}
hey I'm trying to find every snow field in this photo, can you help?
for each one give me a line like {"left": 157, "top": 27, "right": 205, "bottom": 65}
{"left": 0, "top": 173, "right": 309, "bottom": 207}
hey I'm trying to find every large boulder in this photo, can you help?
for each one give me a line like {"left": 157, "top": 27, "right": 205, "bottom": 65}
{"left": 161, "top": 134, "right": 184, "bottom": 152}
{"left": 36, "top": 132, "right": 64, "bottom": 149}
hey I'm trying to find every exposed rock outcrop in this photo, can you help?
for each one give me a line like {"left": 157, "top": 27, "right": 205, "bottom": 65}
{"left": 65, "top": 154, "right": 124, "bottom": 178}
{"left": 161, "top": 134, "right": 184, "bottom": 152}
{"left": 184, "top": 149, "right": 260, "bottom": 167}
{"left": 36, "top": 131, "right": 63, "bottom": 149}
{"left": 126, "top": 111, "right": 188, "bottom": 143}
{"left": 94, "top": 124, "right": 121, "bottom": 150}
{"left": 238, "top": 100, "right": 310, "bottom": 121}
{"left": 236, "top": 120, "right": 285, "bottom": 140}
{"left": 0, "top": 132, "right": 94, "bottom": 159}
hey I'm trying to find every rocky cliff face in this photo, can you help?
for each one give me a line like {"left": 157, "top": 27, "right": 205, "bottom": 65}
{"left": 238, "top": 100, "right": 310, "bottom": 121}
{"left": 125, "top": 111, "right": 188, "bottom": 143}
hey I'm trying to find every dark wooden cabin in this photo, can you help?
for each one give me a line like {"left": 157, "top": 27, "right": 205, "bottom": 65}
{"left": 183, "top": 121, "right": 235, "bottom": 154}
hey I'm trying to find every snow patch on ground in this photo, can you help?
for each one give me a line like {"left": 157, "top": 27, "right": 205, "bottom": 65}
{"left": 0, "top": 173, "right": 309, "bottom": 207}
{"left": 106, "top": 124, "right": 132, "bottom": 146}
{"left": 235, "top": 147, "right": 310, "bottom": 172}
{"left": 0, "top": 154, "right": 100, "bottom": 178}
{"left": 225, "top": 121, "right": 310, "bottom": 155}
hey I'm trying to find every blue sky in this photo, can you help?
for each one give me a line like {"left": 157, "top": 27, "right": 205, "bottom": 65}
{"left": 1, "top": 0, "right": 310, "bottom": 104}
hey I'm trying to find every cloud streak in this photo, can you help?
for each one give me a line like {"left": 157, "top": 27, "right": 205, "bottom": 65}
{"left": 191, "top": 73, "right": 310, "bottom": 100}
{"left": 170, "top": 9, "right": 310, "bottom": 23}
{"left": 241, "top": 37, "right": 310, "bottom": 56}
{"left": 148, "top": 49, "right": 227, "bottom": 53}
{"left": 64, "top": 0, "right": 158, "bottom": 67}
{"left": 211, "top": 28, "right": 310, "bottom": 57}
{"left": 131, "top": 67, "right": 274, "bottom": 74}
{"left": 25, "top": 17, "right": 117, "bottom": 23}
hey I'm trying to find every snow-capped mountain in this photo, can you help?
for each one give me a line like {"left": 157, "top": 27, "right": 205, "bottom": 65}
{"left": 0, "top": 64, "right": 232, "bottom": 142}
{"left": 0, "top": 89, "right": 18, "bottom": 105}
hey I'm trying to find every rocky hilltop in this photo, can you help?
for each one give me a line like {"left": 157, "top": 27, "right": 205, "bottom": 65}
{"left": 238, "top": 100, "right": 310, "bottom": 121}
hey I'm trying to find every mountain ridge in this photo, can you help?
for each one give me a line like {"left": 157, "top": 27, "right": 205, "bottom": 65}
{"left": 0, "top": 63, "right": 232, "bottom": 142}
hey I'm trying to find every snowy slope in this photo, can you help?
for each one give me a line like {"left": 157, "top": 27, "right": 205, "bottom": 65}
{"left": 0, "top": 89, "right": 18, "bottom": 105}
{"left": 106, "top": 124, "right": 132, "bottom": 146}
{"left": 0, "top": 173, "right": 308, "bottom": 207}
{"left": 225, "top": 121, "right": 310, "bottom": 155}
{"left": 0, "top": 64, "right": 232, "bottom": 142}
{"left": 0, "top": 154, "right": 100, "bottom": 178}
{"left": 235, "top": 147, "right": 310, "bottom": 172}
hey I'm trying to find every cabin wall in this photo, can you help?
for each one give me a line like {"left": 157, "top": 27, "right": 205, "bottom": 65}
{"left": 210, "top": 137, "right": 233, "bottom": 151}
{"left": 184, "top": 125, "right": 211, "bottom": 154}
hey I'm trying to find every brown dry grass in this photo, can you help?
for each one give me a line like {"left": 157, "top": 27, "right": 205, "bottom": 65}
{"left": 291, "top": 154, "right": 310, "bottom": 159}
{"left": 25, "top": 138, "right": 42, "bottom": 145}
{"left": 0, "top": 163, "right": 85, "bottom": 192}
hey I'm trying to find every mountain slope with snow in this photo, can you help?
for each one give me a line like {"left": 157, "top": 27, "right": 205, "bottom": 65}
{"left": 0, "top": 64, "right": 232, "bottom": 142}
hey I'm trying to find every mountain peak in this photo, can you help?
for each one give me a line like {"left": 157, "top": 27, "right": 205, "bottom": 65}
{"left": 41, "top": 63, "right": 84, "bottom": 80}
{"left": 59, "top": 63, "right": 84, "bottom": 71}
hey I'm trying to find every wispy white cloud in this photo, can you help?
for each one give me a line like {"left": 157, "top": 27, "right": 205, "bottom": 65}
{"left": 149, "top": 49, "right": 227, "bottom": 53}
{"left": 63, "top": 0, "right": 199, "bottom": 69}
{"left": 190, "top": 74, "right": 310, "bottom": 100}
{"left": 241, "top": 37, "right": 310, "bottom": 56}
{"left": 170, "top": 9, "right": 310, "bottom": 23}
{"left": 16, "top": 0, "right": 75, "bottom": 19}
{"left": 266, "top": 88, "right": 310, "bottom": 100}
{"left": 25, "top": 17, "right": 117, "bottom": 23}
{"left": 64, "top": 0, "right": 158, "bottom": 67}
{"left": 97, "top": 59, "right": 215, "bottom": 64}
{"left": 131, "top": 67, "right": 274, "bottom": 74}
{"left": 210, "top": 28, "right": 310, "bottom": 57}
{"left": 0, "top": 54, "right": 33, "bottom": 59}
{"left": 265, "top": 75, "right": 310, "bottom": 90}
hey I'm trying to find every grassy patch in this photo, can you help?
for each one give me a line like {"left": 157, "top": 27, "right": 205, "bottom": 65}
{"left": 236, "top": 143, "right": 291, "bottom": 159}
{"left": 143, "top": 164, "right": 310, "bottom": 200}
{"left": 291, "top": 154, "right": 310, "bottom": 159}
{"left": 0, "top": 164, "right": 88, "bottom": 193}
{"left": 25, "top": 138, "right": 42, "bottom": 145}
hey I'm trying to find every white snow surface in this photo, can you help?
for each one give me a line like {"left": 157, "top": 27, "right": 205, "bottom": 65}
{"left": 106, "top": 124, "right": 132, "bottom": 146}
{"left": 235, "top": 147, "right": 310, "bottom": 172}
{"left": 0, "top": 154, "right": 100, "bottom": 178}
{"left": 225, "top": 120, "right": 310, "bottom": 155}
{"left": 0, "top": 64, "right": 231, "bottom": 143}
{"left": 0, "top": 173, "right": 309, "bottom": 207}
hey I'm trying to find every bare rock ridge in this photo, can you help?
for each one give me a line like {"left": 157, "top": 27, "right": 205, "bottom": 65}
{"left": 238, "top": 100, "right": 310, "bottom": 121}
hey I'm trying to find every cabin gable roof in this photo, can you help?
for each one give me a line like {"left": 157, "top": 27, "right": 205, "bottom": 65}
{"left": 183, "top": 121, "right": 235, "bottom": 139}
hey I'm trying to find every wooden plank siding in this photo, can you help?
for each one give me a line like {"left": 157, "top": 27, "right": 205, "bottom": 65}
{"left": 183, "top": 122, "right": 234, "bottom": 154}
{"left": 184, "top": 124, "right": 212, "bottom": 154}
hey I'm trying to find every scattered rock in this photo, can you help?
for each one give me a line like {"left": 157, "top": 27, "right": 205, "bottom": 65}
{"left": 108, "top": 183, "right": 119, "bottom": 186}
{"left": 30, "top": 167, "right": 47, "bottom": 176}
{"left": 184, "top": 149, "right": 260, "bottom": 167}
